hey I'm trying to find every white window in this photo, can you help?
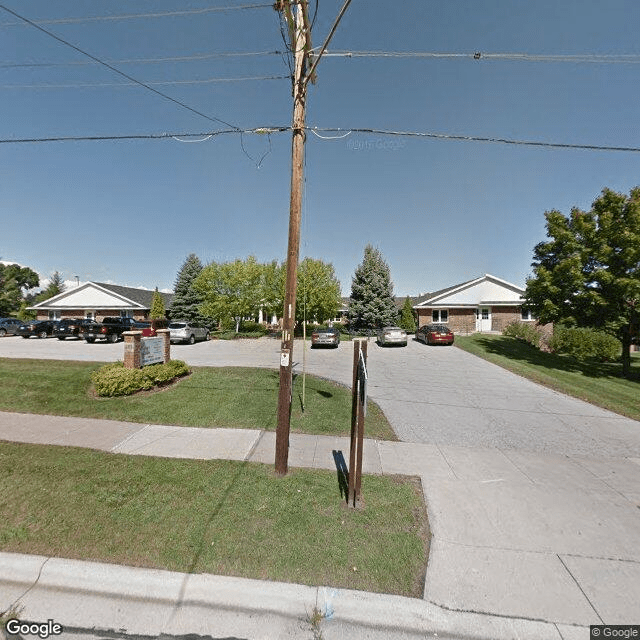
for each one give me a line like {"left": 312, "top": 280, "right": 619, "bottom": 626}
{"left": 432, "top": 309, "right": 448, "bottom": 323}
{"left": 521, "top": 308, "right": 535, "bottom": 321}
{"left": 48, "top": 311, "right": 61, "bottom": 320}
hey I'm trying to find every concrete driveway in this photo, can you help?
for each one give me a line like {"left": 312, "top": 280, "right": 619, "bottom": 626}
{"left": 3, "top": 333, "right": 640, "bottom": 627}
{"left": 4, "top": 333, "right": 639, "bottom": 457}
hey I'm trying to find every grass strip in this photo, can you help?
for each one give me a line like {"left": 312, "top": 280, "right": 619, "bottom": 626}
{"left": 0, "top": 359, "right": 396, "bottom": 440}
{"left": 0, "top": 442, "right": 428, "bottom": 597}
{"left": 455, "top": 334, "right": 640, "bottom": 421}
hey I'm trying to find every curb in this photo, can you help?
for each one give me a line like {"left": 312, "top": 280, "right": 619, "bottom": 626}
{"left": 0, "top": 552, "right": 581, "bottom": 640}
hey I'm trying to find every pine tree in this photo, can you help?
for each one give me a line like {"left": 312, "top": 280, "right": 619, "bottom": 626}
{"left": 169, "top": 254, "right": 205, "bottom": 323}
{"left": 348, "top": 245, "right": 397, "bottom": 331}
{"left": 398, "top": 296, "right": 416, "bottom": 333}
{"left": 150, "top": 287, "right": 166, "bottom": 320}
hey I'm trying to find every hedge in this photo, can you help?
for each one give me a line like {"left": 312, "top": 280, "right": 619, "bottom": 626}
{"left": 91, "top": 360, "right": 190, "bottom": 397}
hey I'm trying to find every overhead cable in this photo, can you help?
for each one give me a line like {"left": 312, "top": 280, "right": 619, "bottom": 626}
{"left": 0, "top": 75, "right": 289, "bottom": 89}
{"left": 317, "top": 50, "right": 640, "bottom": 64}
{"left": 0, "top": 4, "right": 239, "bottom": 130}
{"left": 1, "top": 126, "right": 639, "bottom": 153}
{"left": 0, "top": 4, "right": 274, "bottom": 27}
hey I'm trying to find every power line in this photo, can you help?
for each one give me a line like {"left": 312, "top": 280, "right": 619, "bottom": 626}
{"left": 0, "top": 4, "right": 240, "bottom": 130}
{"left": 0, "top": 75, "right": 289, "bottom": 89}
{"left": 317, "top": 50, "right": 640, "bottom": 64}
{"left": 0, "top": 4, "right": 274, "bottom": 27}
{"left": 0, "top": 51, "right": 285, "bottom": 69}
{"left": 1, "top": 126, "right": 639, "bottom": 153}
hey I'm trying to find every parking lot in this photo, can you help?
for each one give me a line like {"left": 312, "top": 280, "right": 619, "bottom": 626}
{"left": 3, "top": 333, "right": 640, "bottom": 457}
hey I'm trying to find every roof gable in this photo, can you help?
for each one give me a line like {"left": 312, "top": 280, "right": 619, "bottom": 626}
{"left": 414, "top": 274, "right": 524, "bottom": 307}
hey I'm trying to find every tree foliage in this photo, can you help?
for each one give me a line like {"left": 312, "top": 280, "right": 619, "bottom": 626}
{"left": 348, "top": 245, "right": 397, "bottom": 330}
{"left": 524, "top": 187, "right": 640, "bottom": 377}
{"left": 297, "top": 257, "right": 341, "bottom": 324}
{"left": 194, "top": 256, "right": 264, "bottom": 332}
{"left": 398, "top": 297, "right": 417, "bottom": 333}
{"left": 169, "top": 254, "right": 206, "bottom": 324}
{"left": 149, "top": 287, "right": 166, "bottom": 320}
{"left": 0, "top": 262, "right": 39, "bottom": 316}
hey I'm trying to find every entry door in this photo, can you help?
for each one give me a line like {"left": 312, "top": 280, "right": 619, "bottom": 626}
{"left": 476, "top": 307, "right": 491, "bottom": 332}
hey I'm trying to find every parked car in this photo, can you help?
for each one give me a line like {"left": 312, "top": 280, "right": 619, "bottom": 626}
{"left": 0, "top": 318, "right": 22, "bottom": 337}
{"left": 168, "top": 321, "right": 209, "bottom": 344}
{"left": 15, "top": 320, "right": 60, "bottom": 339}
{"left": 82, "top": 317, "right": 149, "bottom": 343}
{"left": 377, "top": 326, "right": 407, "bottom": 347}
{"left": 311, "top": 326, "right": 340, "bottom": 348}
{"left": 55, "top": 318, "right": 93, "bottom": 340}
{"left": 416, "top": 323, "right": 454, "bottom": 346}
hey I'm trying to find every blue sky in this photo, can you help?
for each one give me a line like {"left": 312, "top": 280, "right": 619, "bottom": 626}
{"left": 1, "top": 0, "right": 639, "bottom": 296}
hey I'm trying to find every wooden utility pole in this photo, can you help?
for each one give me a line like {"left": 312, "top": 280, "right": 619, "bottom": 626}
{"left": 275, "top": 0, "right": 311, "bottom": 476}
{"left": 274, "top": 0, "right": 352, "bottom": 476}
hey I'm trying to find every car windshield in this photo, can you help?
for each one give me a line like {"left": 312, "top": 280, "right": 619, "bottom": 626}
{"left": 169, "top": 323, "right": 187, "bottom": 329}
{"left": 430, "top": 325, "right": 449, "bottom": 332}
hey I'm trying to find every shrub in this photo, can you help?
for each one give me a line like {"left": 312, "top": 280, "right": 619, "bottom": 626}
{"left": 502, "top": 321, "right": 541, "bottom": 348}
{"left": 549, "top": 326, "right": 620, "bottom": 362}
{"left": 240, "top": 321, "right": 268, "bottom": 335}
{"left": 92, "top": 360, "right": 190, "bottom": 397}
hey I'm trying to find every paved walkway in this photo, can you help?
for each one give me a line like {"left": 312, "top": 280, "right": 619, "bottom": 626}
{"left": 2, "top": 411, "right": 640, "bottom": 639}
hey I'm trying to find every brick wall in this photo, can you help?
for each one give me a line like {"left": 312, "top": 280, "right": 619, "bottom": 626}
{"left": 416, "top": 306, "right": 527, "bottom": 334}
{"left": 491, "top": 306, "right": 522, "bottom": 332}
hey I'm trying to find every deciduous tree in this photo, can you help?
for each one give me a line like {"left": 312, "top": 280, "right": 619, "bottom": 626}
{"left": 0, "top": 262, "right": 39, "bottom": 316}
{"left": 297, "top": 258, "right": 341, "bottom": 324}
{"left": 524, "top": 187, "right": 640, "bottom": 377}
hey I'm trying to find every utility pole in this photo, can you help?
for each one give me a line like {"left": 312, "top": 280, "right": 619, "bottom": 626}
{"left": 275, "top": 0, "right": 311, "bottom": 476}
{"left": 274, "top": 0, "right": 352, "bottom": 476}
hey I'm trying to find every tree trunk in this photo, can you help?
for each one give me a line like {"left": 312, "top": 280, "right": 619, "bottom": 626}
{"left": 621, "top": 325, "right": 632, "bottom": 379}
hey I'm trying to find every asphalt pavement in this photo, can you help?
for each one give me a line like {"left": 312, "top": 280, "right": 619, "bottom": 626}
{"left": 1, "top": 335, "right": 640, "bottom": 639}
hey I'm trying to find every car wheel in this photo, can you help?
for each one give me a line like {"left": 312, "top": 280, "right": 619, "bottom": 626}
{"left": 58, "top": 337, "right": 65, "bottom": 341}
{"left": 0, "top": 328, "right": 6, "bottom": 337}
{"left": 108, "top": 333, "right": 119, "bottom": 343}
{"left": 86, "top": 337, "right": 95, "bottom": 343}
{"left": 38, "top": 330, "right": 47, "bottom": 339}
{"left": 22, "top": 335, "right": 30, "bottom": 339}
{"left": 204, "top": 331, "right": 210, "bottom": 341}
{"left": 188, "top": 334, "right": 195, "bottom": 345}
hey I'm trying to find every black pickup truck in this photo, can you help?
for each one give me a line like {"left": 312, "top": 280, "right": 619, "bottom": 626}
{"left": 82, "top": 317, "right": 150, "bottom": 343}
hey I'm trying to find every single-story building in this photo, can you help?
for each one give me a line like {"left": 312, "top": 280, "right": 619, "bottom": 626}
{"left": 29, "top": 282, "right": 173, "bottom": 322}
{"left": 413, "top": 274, "right": 533, "bottom": 334}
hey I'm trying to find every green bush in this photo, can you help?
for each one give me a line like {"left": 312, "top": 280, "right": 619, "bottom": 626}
{"left": 91, "top": 360, "right": 190, "bottom": 397}
{"left": 549, "top": 326, "right": 620, "bottom": 362}
{"left": 240, "top": 321, "right": 268, "bottom": 335}
{"left": 502, "top": 321, "right": 541, "bottom": 348}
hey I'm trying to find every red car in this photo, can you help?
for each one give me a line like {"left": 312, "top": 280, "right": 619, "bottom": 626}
{"left": 416, "top": 324, "right": 454, "bottom": 345}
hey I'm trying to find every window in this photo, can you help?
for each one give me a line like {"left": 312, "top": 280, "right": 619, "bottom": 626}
{"left": 521, "top": 308, "right": 535, "bottom": 321}
{"left": 48, "top": 311, "right": 61, "bottom": 320}
{"left": 432, "top": 309, "right": 448, "bottom": 323}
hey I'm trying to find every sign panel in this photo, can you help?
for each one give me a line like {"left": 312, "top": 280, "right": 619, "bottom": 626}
{"left": 140, "top": 337, "right": 164, "bottom": 367}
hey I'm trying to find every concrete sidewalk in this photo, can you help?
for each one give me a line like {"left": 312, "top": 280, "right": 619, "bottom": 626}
{"left": 2, "top": 411, "right": 640, "bottom": 639}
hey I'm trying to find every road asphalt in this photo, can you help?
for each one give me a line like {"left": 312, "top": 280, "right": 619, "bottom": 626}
{"left": 1, "top": 335, "right": 640, "bottom": 639}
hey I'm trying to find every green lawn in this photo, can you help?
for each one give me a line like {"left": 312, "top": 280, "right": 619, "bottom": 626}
{"left": 455, "top": 334, "right": 640, "bottom": 421}
{"left": 0, "top": 359, "right": 396, "bottom": 440}
{"left": 0, "top": 442, "right": 429, "bottom": 597}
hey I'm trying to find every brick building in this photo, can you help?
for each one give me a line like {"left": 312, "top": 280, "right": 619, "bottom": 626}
{"left": 413, "top": 274, "right": 532, "bottom": 335}
{"left": 29, "top": 282, "right": 173, "bottom": 322}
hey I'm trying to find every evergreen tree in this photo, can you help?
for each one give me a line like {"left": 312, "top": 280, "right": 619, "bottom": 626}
{"left": 398, "top": 296, "right": 417, "bottom": 332}
{"left": 150, "top": 287, "right": 166, "bottom": 320}
{"left": 169, "top": 253, "right": 205, "bottom": 323}
{"left": 348, "top": 245, "right": 397, "bottom": 331}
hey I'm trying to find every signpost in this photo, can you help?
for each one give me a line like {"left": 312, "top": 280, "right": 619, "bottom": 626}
{"left": 349, "top": 340, "right": 367, "bottom": 508}
{"left": 140, "top": 337, "right": 164, "bottom": 367}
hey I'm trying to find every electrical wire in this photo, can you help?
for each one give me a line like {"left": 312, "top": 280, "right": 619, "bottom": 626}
{"left": 0, "top": 75, "right": 289, "bottom": 89}
{"left": 0, "top": 51, "right": 285, "bottom": 69}
{"left": 0, "top": 4, "right": 240, "bottom": 131}
{"left": 0, "top": 4, "right": 274, "bottom": 27}
{"left": 1, "top": 126, "right": 639, "bottom": 154}
{"left": 316, "top": 50, "right": 640, "bottom": 64}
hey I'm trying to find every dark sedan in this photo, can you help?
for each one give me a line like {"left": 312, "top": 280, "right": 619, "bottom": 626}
{"left": 0, "top": 318, "right": 22, "bottom": 337}
{"left": 16, "top": 320, "right": 60, "bottom": 339}
{"left": 416, "top": 324, "right": 454, "bottom": 346}
{"left": 55, "top": 318, "right": 93, "bottom": 340}
{"left": 311, "top": 326, "right": 340, "bottom": 348}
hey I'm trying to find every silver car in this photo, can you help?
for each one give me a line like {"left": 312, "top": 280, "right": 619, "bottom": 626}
{"left": 377, "top": 326, "right": 408, "bottom": 347}
{"left": 168, "top": 321, "right": 209, "bottom": 345}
